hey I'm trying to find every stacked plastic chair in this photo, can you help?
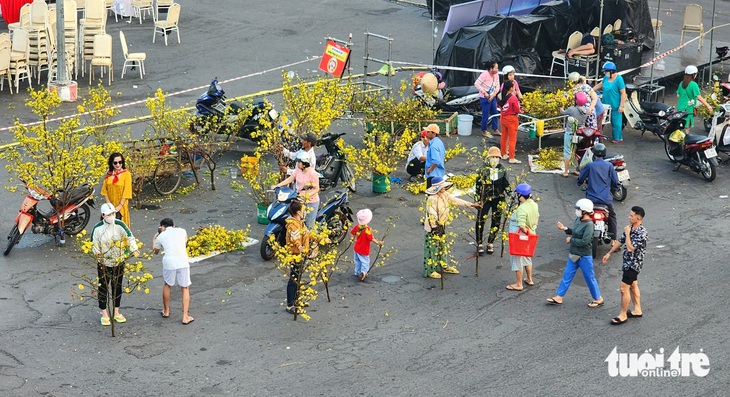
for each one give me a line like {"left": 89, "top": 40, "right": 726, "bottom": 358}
{"left": 47, "top": 21, "right": 76, "bottom": 83}
{"left": 9, "top": 28, "right": 33, "bottom": 93}
{"left": 0, "top": 34, "right": 12, "bottom": 93}
{"left": 62, "top": 0, "right": 79, "bottom": 78}
{"left": 79, "top": 0, "right": 106, "bottom": 77}
{"left": 27, "top": 0, "right": 50, "bottom": 84}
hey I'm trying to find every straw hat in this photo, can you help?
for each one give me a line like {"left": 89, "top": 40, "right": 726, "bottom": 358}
{"left": 425, "top": 176, "right": 454, "bottom": 195}
{"left": 487, "top": 146, "right": 501, "bottom": 158}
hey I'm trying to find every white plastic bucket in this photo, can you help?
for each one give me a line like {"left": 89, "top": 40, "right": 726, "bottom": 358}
{"left": 457, "top": 114, "right": 473, "bottom": 136}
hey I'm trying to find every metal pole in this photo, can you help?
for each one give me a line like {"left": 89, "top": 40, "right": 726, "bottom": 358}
{"left": 56, "top": 0, "right": 67, "bottom": 84}
{"left": 431, "top": 0, "right": 436, "bottom": 60}
{"left": 707, "top": 0, "right": 717, "bottom": 84}
{"left": 649, "top": 0, "right": 661, "bottom": 86}
{"left": 596, "top": 0, "right": 604, "bottom": 80}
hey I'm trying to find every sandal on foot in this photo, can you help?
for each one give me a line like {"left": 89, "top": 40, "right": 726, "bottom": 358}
{"left": 627, "top": 310, "right": 643, "bottom": 318}
{"left": 588, "top": 300, "right": 605, "bottom": 308}
{"left": 506, "top": 284, "right": 523, "bottom": 291}
{"left": 160, "top": 311, "right": 169, "bottom": 318}
{"left": 477, "top": 244, "right": 484, "bottom": 254}
{"left": 546, "top": 298, "right": 562, "bottom": 305}
{"left": 100, "top": 317, "right": 111, "bottom": 326}
{"left": 486, "top": 244, "right": 494, "bottom": 254}
{"left": 523, "top": 279, "right": 534, "bottom": 286}
{"left": 113, "top": 314, "right": 127, "bottom": 323}
{"left": 610, "top": 317, "right": 627, "bottom": 325}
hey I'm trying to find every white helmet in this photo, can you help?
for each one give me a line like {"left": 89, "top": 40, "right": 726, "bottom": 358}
{"left": 685, "top": 65, "right": 698, "bottom": 75}
{"left": 502, "top": 65, "right": 515, "bottom": 74}
{"left": 296, "top": 151, "right": 313, "bottom": 167}
{"left": 568, "top": 71, "right": 581, "bottom": 83}
{"left": 575, "top": 198, "right": 594, "bottom": 214}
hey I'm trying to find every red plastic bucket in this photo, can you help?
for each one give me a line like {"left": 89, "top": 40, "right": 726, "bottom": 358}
{"left": 508, "top": 232, "right": 539, "bottom": 257}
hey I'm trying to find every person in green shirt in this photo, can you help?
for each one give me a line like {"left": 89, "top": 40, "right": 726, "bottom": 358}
{"left": 547, "top": 199, "right": 604, "bottom": 307}
{"left": 506, "top": 183, "right": 539, "bottom": 291}
{"left": 677, "top": 65, "right": 713, "bottom": 134}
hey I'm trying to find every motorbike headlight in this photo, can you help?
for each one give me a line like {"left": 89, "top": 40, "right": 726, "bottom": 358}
{"left": 28, "top": 188, "right": 46, "bottom": 200}
{"left": 658, "top": 111, "right": 665, "bottom": 117}
{"left": 277, "top": 192, "right": 290, "bottom": 202}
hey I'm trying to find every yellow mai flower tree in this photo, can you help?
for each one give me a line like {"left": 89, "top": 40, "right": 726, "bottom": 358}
{"left": 0, "top": 88, "right": 118, "bottom": 236}
{"left": 342, "top": 126, "right": 417, "bottom": 193}
{"left": 71, "top": 230, "right": 153, "bottom": 337}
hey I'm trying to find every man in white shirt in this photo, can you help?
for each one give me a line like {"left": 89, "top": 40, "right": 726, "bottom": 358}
{"left": 153, "top": 218, "right": 194, "bottom": 325}
{"left": 281, "top": 133, "right": 317, "bottom": 174}
{"left": 406, "top": 131, "right": 429, "bottom": 181}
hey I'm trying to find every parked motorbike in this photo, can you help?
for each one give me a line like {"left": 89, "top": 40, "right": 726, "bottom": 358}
{"left": 623, "top": 84, "right": 684, "bottom": 140}
{"left": 5, "top": 180, "right": 95, "bottom": 256}
{"left": 315, "top": 132, "right": 357, "bottom": 193}
{"left": 413, "top": 71, "right": 481, "bottom": 124}
{"left": 573, "top": 127, "right": 629, "bottom": 201}
{"left": 707, "top": 103, "right": 730, "bottom": 162}
{"left": 260, "top": 187, "right": 353, "bottom": 260}
{"left": 664, "top": 111, "right": 719, "bottom": 181}
{"left": 703, "top": 74, "right": 730, "bottom": 132}
{"left": 591, "top": 204, "right": 612, "bottom": 258}
{"left": 193, "top": 78, "right": 278, "bottom": 140}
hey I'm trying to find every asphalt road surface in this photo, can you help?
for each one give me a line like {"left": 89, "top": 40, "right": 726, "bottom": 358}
{"left": 0, "top": 1, "right": 727, "bottom": 396}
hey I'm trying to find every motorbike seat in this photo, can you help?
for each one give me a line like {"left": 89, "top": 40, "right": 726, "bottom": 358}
{"left": 640, "top": 101, "right": 673, "bottom": 115}
{"left": 448, "top": 86, "right": 479, "bottom": 97}
{"left": 593, "top": 204, "right": 609, "bottom": 213}
{"left": 60, "top": 186, "right": 90, "bottom": 204}
{"left": 604, "top": 152, "right": 623, "bottom": 161}
{"left": 684, "top": 134, "right": 711, "bottom": 144}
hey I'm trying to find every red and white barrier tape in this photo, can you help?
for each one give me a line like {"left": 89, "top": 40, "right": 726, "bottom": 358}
{"left": 0, "top": 57, "right": 320, "bottom": 133}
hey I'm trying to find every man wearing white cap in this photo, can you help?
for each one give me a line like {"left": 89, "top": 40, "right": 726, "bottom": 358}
{"left": 350, "top": 209, "right": 384, "bottom": 281}
{"left": 90, "top": 203, "right": 139, "bottom": 326}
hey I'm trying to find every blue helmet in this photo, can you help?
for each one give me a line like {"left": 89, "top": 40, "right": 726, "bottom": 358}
{"left": 515, "top": 183, "right": 532, "bottom": 197}
{"left": 603, "top": 61, "right": 617, "bottom": 72}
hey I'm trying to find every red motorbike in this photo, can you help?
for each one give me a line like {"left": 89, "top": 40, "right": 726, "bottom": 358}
{"left": 4, "top": 180, "right": 95, "bottom": 256}
{"left": 591, "top": 205, "right": 612, "bottom": 258}
{"left": 574, "top": 127, "right": 630, "bottom": 201}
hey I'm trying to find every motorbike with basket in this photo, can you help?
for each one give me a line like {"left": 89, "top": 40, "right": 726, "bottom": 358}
{"left": 260, "top": 187, "right": 353, "bottom": 260}
{"left": 665, "top": 112, "right": 719, "bottom": 181}
{"left": 193, "top": 78, "right": 278, "bottom": 140}
{"left": 5, "top": 180, "right": 95, "bottom": 256}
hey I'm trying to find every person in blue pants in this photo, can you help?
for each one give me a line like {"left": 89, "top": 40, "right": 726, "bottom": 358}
{"left": 593, "top": 61, "right": 627, "bottom": 143}
{"left": 475, "top": 61, "right": 501, "bottom": 138}
{"left": 547, "top": 199, "right": 604, "bottom": 308}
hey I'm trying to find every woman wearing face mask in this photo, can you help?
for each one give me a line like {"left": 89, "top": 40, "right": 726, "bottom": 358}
{"left": 90, "top": 203, "right": 140, "bottom": 326}
{"left": 677, "top": 65, "right": 713, "bottom": 134}
{"left": 475, "top": 61, "right": 501, "bottom": 138}
{"left": 548, "top": 199, "right": 604, "bottom": 307}
{"left": 101, "top": 153, "right": 133, "bottom": 227}
{"left": 474, "top": 146, "right": 510, "bottom": 255}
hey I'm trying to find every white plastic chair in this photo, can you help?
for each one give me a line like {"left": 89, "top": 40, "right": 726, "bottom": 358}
{"left": 652, "top": 19, "right": 663, "bottom": 44}
{"left": 131, "top": 0, "right": 153, "bottom": 24}
{"left": 154, "top": 0, "right": 174, "bottom": 21}
{"left": 613, "top": 19, "right": 622, "bottom": 31}
{"left": 550, "top": 30, "right": 582, "bottom": 77}
{"left": 680, "top": 4, "right": 704, "bottom": 50}
{"left": 603, "top": 24, "right": 613, "bottom": 35}
{"left": 89, "top": 33, "right": 113, "bottom": 85}
{"left": 119, "top": 31, "right": 146, "bottom": 79}
{"left": 9, "top": 28, "right": 33, "bottom": 93}
{"left": 153, "top": 2, "right": 180, "bottom": 45}
{"left": 0, "top": 46, "right": 13, "bottom": 94}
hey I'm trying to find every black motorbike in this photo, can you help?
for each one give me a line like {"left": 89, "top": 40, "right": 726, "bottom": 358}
{"left": 193, "top": 78, "right": 278, "bottom": 140}
{"left": 413, "top": 71, "right": 481, "bottom": 125}
{"left": 260, "top": 187, "right": 353, "bottom": 260}
{"left": 315, "top": 132, "right": 357, "bottom": 193}
{"left": 665, "top": 111, "right": 719, "bottom": 181}
{"left": 623, "top": 84, "right": 684, "bottom": 140}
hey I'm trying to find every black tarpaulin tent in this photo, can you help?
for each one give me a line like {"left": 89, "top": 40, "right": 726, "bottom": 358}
{"left": 434, "top": 0, "right": 653, "bottom": 87}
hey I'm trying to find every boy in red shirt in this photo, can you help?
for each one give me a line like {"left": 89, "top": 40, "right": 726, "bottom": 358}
{"left": 350, "top": 209, "right": 384, "bottom": 281}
